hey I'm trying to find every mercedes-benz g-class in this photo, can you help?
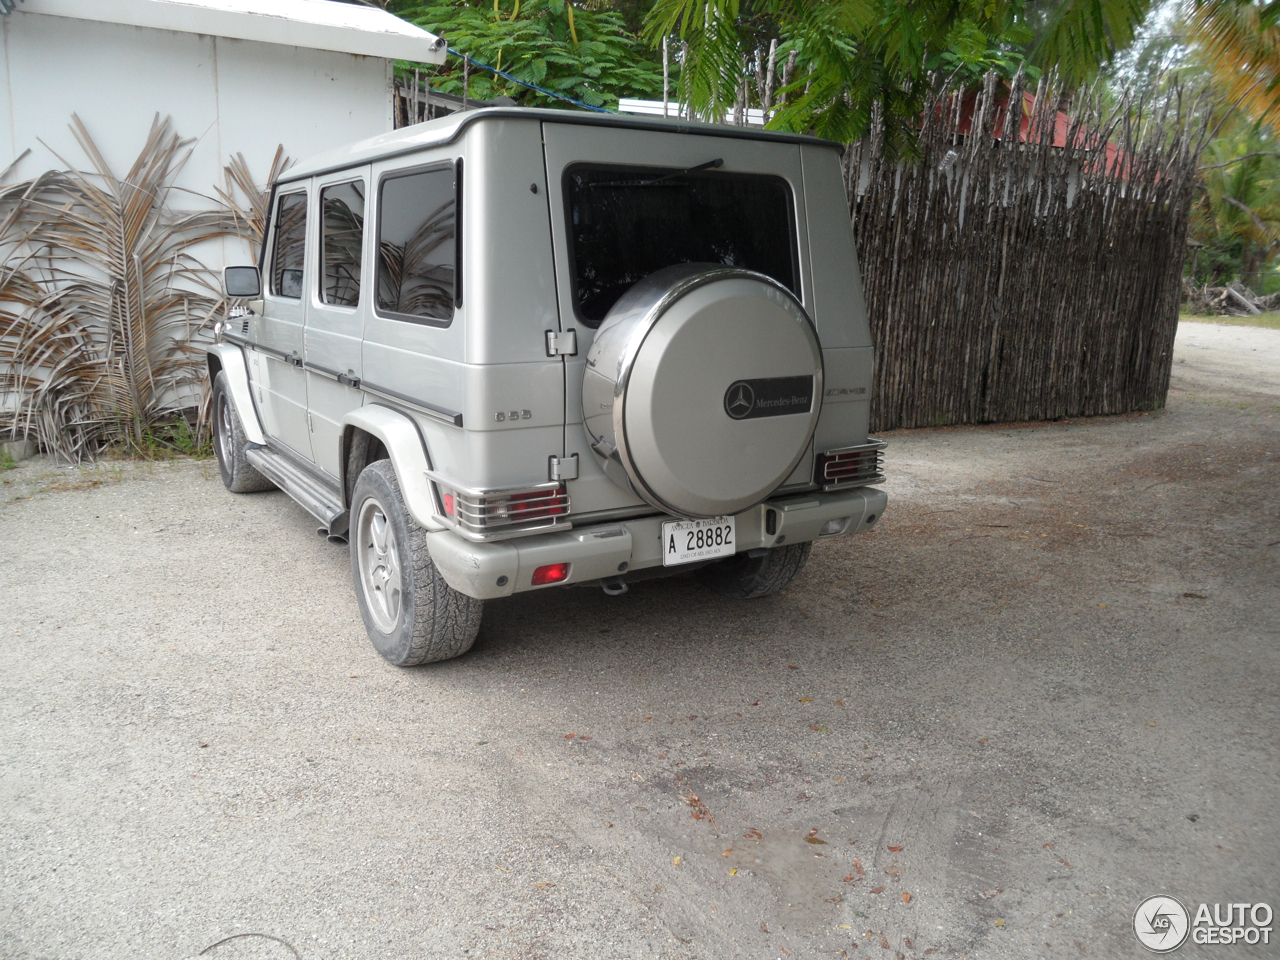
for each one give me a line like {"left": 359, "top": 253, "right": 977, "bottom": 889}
{"left": 210, "top": 107, "right": 886, "bottom": 665}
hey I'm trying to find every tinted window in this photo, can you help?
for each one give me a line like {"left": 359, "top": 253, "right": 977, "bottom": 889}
{"left": 376, "top": 166, "right": 456, "bottom": 323}
{"left": 269, "top": 191, "right": 307, "bottom": 299}
{"left": 565, "top": 163, "right": 796, "bottom": 326}
{"left": 320, "top": 181, "right": 365, "bottom": 307}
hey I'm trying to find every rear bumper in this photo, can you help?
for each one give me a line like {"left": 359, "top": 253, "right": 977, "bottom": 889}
{"left": 427, "top": 485, "right": 887, "bottom": 600}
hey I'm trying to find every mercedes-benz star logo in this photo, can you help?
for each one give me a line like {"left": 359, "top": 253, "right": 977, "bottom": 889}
{"left": 724, "top": 381, "right": 755, "bottom": 420}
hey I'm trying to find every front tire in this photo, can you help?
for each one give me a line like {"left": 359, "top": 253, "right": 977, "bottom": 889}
{"left": 695, "top": 542, "right": 813, "bottom": 599}
{"left": 212, "top": 370, "right": 274, "bottom": 493}
{"left": 350, "top": 460, "right": 483, "bottom": 666}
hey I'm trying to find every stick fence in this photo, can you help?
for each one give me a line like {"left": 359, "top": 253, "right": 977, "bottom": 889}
{"left": 845, "top": 71, "right": 1211, "bottom": 431}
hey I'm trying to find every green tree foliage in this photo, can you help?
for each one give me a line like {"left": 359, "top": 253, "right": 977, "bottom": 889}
{"left": 395, "top": 0, "right": 663, "bottom": 108}
{"left": 642, "top": 0, "right": 1155, "bottom": 156}
{"left": 1111, "top": 2, "right": 1280, "bottom": 291}
{"left": 1187, "top": 0, "right": 1280, "bottom": 134}
{"left": 1191, "top": 120, "right": 1280, "bottom": 290}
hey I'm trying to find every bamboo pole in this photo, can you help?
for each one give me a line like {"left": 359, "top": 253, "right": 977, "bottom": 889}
{"left": 663, "top": 36, "right": 670, "bottom": 118}
{"left": 763, "top": 39, "right": 778, "bottom": 117}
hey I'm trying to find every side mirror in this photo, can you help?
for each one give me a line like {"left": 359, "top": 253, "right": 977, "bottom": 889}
{"left": 224, "top": 265, "right": 262, "bottom": 298}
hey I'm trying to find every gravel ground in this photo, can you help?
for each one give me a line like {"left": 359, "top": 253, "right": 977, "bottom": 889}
{"left": 1, "top": 321, "right": 1277, "bottom": 960}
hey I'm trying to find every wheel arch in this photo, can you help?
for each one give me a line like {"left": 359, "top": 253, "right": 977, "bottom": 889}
{"left": 340, "top": 405, "right": 445, "bottom": 532}
{"left": 207, "top": 343, "right": 265, "bottom": 446}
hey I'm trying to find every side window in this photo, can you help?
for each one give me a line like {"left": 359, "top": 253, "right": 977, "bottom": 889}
{"left": 269, "top": 191, "right": 307, "bottom": 299}
{"left": 376, "top": 166, "right": 456, "bottom": 323}
{"left": 320, "top": 181, "right": 365, "bottom": 307}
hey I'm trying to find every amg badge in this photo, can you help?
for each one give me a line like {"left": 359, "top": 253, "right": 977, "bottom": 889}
{"left": 723, "top": 376, "right": 813, "bottom": 420}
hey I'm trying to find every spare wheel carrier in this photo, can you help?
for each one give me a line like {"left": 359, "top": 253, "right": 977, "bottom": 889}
{"left": 582, "top": 264, "right": 824, "bottom": 519}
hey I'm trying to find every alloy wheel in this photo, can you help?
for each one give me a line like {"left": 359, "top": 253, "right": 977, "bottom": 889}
{"left": 356, "top": 497, "right": 403, "bottom": 633}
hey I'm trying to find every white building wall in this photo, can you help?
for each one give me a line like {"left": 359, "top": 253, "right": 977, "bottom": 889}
{"left": 1, "top": 10, "right": 393, "bottom": 258}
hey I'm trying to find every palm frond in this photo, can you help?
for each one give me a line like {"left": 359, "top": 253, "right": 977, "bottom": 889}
{"left": 215, "top": 146, "right": 293, "bottom": 259}
{"left": 1, "top": 115, "right": 243, "bottom": 459}
{"left": 1189, "top": 0, "right": 1280, "bottom": 133}
{"left": 1031, "top": 0, "right": 1154, "bottom": 83}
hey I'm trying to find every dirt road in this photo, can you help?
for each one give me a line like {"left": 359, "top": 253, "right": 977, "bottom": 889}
{"left": 1, "top": 321, "right": 1277, "bottom": 960}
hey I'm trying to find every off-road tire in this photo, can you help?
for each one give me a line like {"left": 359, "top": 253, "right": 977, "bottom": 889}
{"left": 350, "top": 459, "right": 483, "bottom": 666}
{"left": 212, "top": 370, "right": 274, "bottom": 493}
{"left": 695, "top": 542, "right": 813, "bottom": 599}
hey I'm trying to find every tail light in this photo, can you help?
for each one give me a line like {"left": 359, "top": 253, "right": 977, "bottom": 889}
{"left": 815, "top": 439, "right": 887, "bottom": 490}
{"left": 428, "top": 471, "right": 571, "bottom": 541}
{"left": 505, "top": 489, "right": 567, "bottom": 521}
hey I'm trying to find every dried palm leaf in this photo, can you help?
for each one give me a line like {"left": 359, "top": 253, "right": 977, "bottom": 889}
{"left": 215, "top": 145, "right": 293, "bottom": 259}
{"left": 1, "top": 114, "right": 240, "bottom": 459}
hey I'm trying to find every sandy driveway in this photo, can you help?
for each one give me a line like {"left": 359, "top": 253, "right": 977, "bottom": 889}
{"left": 1, "top": 321, "right": 1277, "bottom": 960}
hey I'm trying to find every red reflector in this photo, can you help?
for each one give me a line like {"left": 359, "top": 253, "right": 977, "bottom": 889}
{"left": 443, "top": 493, "right": 455, "bottom": 515}
{"left": 531, "top": 562, "right": 570, "bottom": 586}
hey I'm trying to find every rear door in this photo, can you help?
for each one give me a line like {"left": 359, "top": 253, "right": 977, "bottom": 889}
{"left": 540, "top": 123, "right": 813, "bottom": 513}
{"left": 305, "top": 168, "right": 370, "bottom": 479}
{"left": 255, "top": 187, "right": 312, "bottom": 460}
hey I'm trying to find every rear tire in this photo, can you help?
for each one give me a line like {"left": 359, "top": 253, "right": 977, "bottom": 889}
{"left": 695, "top": 542, "right": 813, "bottom": 599}
{"left": 350, "top": 460, "right": 483, "bottom": 666}
{"left": 212, "top": 370, "right": 274, "bottom": 493}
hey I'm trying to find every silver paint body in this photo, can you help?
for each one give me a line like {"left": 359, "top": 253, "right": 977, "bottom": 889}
{"left": 209, "top": 107, "right": 885, "bottom": 598}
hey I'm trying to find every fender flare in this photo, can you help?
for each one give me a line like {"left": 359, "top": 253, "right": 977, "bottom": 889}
{"left": 206, "top": 343, "right": 265, "bottom": 446}
{"left": 341, "top": 405, "right": 445, "bottom": 532}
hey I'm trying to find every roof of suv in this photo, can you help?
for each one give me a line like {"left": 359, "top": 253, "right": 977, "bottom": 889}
{"left": 280, "top": 106, "right": 840, "bottom": 183}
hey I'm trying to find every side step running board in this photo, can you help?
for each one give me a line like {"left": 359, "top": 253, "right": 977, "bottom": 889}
{"left": 245, "top": 445, "right": 347, "bottom": 534}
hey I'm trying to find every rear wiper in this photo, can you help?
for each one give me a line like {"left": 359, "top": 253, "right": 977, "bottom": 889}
{"left": 589, "top": 158, "right": 723, "bottom": 188}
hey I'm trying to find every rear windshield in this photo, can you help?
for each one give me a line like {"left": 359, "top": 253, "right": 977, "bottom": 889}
{"left": 564, "top": 163, "right": 797, "bottom": 327}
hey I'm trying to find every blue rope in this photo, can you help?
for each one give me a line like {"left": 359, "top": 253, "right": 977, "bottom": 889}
{"left": 446, "top": 46, "right": 613, "bottom": 113}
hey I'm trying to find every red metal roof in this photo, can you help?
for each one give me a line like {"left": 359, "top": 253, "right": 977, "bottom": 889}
{"left": 943, "top": 88, "right": 1132, "bottom": 177}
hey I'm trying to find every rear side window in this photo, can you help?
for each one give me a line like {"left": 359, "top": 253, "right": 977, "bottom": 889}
{"left": 376, "top": 165, "right": 457, "bottom": 324}
{"left": 269, "top": 191, "right": 307, "bottom": 299}
{"left": 320, "top": 180, "right": 365, "bottom": 307}
{"left": 564, "top": 163, "right": 797, "bottom": 326}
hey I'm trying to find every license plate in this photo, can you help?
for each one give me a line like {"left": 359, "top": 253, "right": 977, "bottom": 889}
{"left": 661, "top": 516, "right": 736, "bottom": 567}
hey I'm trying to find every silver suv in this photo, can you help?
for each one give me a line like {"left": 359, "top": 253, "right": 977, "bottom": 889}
{"left": 211, "top": 107, "right": 887, "bottom": 666}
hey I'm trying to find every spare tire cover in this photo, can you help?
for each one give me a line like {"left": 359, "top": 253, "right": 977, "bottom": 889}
{"left": 582, "top": 264, "right": 823, "bottom": 518}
